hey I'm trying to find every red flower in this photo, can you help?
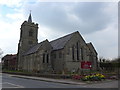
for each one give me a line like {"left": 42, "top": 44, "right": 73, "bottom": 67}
{"left": 72, "top": 75, "right": 82, "bottom": 80}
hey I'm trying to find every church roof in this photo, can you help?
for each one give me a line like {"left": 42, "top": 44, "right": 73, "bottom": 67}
{"left": 24, "top": 31, "right": 77, "bottom": 55}
{"left": 87, "top": 42, "right": 98, "bottom": 55}
{"left": 24, "top": 40, "right": 47, "bottom": 55}
{"left": 50, "top": 31, "right": 77, "bottom": 50}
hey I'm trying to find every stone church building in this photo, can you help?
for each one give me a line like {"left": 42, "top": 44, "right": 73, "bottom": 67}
{"left": 17, "top": 14, "right": 98, "bottom": 74}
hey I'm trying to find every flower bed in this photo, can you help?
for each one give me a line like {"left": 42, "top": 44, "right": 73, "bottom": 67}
{"left": 72, "top": 75, "right": 83, "bottom": 80}
{"left": 72, "top": 73, "right": 105, "bottom": 81}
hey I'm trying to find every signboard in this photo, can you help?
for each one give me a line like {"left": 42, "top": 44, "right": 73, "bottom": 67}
{"left": 81, "top": 61, "right": 92, "bottom": 69}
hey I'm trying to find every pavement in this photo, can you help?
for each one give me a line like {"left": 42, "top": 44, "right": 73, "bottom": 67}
{"left": 2, "top": 73, "right": 118, "bottom": 88}
{"left": 7, "top": 73, "right": 118, "bottom": 85}
{"left": 9, "top": 74, "right": 86, "bottom": 85}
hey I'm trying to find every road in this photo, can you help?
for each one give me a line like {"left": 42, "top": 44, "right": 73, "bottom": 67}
{"left": 1, "top": 73, "right": 118, "bottom": 88}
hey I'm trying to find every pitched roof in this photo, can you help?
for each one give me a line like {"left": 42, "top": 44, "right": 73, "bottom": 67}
{"left": 87, "top": 42, "right": 97, "bottom": 55}
{"left": 24, "top": 40, "right": 47, "bottom": 55}
{"left": 24, "top": 31, "right": 78, "bottom": 55}
{"left": 50, "top": 31, "right": 77, "bottom": 50}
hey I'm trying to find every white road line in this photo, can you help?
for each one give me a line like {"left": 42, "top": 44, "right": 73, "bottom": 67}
{"left": 7, "top": 75, "right": 15, "bottom": 77}
{"left": 2, "top": 86, "right": 22, "bottom": 88}
{"left": 3, "top": 82, "right": 24, "bottom": 88}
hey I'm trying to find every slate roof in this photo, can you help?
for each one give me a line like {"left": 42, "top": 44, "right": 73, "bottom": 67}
{"left": 50, "top": 31, "right": 76, "bottom": 50}
{"left": 24, "top": 40, "right": 47, "bottom": 55}
{"left": 24, "top": 31, "right": 77, "bottom": 55}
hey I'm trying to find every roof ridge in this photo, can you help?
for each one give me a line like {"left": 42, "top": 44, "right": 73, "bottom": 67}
{"left": 87, "top": 42, "right": 97, "bottom": 54}
{"left": 38, "top": 39, "right": 48, "bottom": 44}
{"left": 50, "top": 31, "right": 78, "bottom": 43}
{"left": 50, "top": 31, "right": 79, "bottom": 50}
{"left": 24, "top": 39, "right": 48, "bottom": 55}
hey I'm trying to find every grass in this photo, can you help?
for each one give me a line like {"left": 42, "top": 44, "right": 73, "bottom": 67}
{"left": 2, "top": 69, "right": 33, "bottom": 74}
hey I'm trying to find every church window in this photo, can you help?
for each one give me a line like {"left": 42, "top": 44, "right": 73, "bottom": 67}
{"left": 67, "top": 47, "right": 70, "bottom": 55}
{"left": 46, "top": 54, "right": 49, "bottom": 63}
{"left": 54, "top": 53, "right": 56, "bottom": 59}
{"left": 80, "top": 48, "right": 81, "bottom": 59}
{"left": 76, "top": 42, "right": 79, "bottom": 61}
{"left": 81, "top": 48, "right": 84, "bottom": 60}
{"left": 72, "top": 46, "right": 75, "bottom": 61}
{"left": 59, "top": 52, "right": 62, "bottom": 58}
{"left": 29, "top": 30, "right": 33, "bottom": 37}
{"left": 43, "top": 54, "right": 45, "bottom": 63}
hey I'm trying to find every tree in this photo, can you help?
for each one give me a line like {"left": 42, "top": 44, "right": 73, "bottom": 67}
{"left": 0, "top": 48, "right": 3, "bottom": 72}
{"left": 99, "top": 57, "right": 120, "bottom": 73}
{"left": 0, "top": 48, "right": 3, "bottom": 61}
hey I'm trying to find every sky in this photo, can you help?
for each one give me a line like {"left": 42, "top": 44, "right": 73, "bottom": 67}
{"left": 0, "top": 0, "right": 118, "bottom": 60}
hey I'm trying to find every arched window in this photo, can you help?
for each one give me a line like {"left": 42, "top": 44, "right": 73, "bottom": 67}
{"left": 46, "top": 54, "right": 49, "bottom": 63}
{"left": 81, "top": 48, "right": 84, "bottom": 60}
{"left": 43, "top": 54, "right": 45, "bottom": 63}
{"left": 76, "top": 42, "right": 79, "bottom": 61}
{"left": 72, "top": 46, "right": 75, "bottom": 61}
{"left": 59, "top": 52, "right": 62, "bottom": 58}
{"left": 29, "top": 29, "right": 33, "bottom": 37}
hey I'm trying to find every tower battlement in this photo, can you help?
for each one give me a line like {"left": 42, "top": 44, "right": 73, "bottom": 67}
{"left": 21, "top": 21, "right": 38, "bottom": 28}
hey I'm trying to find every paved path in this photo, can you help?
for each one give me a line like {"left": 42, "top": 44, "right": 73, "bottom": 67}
{"left": 2, "top": 73, "right": 119, "bottom": 88}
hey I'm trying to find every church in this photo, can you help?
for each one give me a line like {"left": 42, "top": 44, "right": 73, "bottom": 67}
{"left": 17, "top": 13, "right": 98, "bottom": 74}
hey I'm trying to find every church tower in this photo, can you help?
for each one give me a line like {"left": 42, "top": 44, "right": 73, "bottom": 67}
{"left": 17, "top": 13, "right": 38, "bottom": 70}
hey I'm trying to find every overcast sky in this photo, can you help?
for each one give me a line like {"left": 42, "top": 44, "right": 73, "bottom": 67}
{"left": 0, "top": 0, "right": 118, "bottom": 60}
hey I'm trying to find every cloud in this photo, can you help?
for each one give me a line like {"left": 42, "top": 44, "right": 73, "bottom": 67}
{"left": 38, "top": 25, "right": 65, "bottom": 42}
{"left": 0, "top": 9, "right": 25, "bottom": 56}
{"left": 84, "top": 20, "right": 118, "bottom": 59}
{"left": 21, "top": 2, "right": 117, "bottom": 59}
{"left": 6, "top": 13, "right": 24, "bottom": 20}
{"left": 0, "top": 20, "right": 20, "bottom": 55}
{"left": 22, "top": 2, "right": 117, "bottom": 35}
{"left": 0, "top": 0, "right": 23, "bottom": 7}
{"left": 0, "top": 1, "right": 118, "bottom": 59}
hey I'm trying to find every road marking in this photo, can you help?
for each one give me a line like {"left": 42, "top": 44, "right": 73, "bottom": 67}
{"left": 3, "top": 82, "right": 24, "bottom": 88}
{"left": 7, "top": 75, "right": 15, "bottom": 77}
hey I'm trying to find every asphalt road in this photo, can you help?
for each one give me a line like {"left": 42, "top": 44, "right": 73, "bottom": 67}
{"left": 1, "top": 73, "right": 119, "bottom": 88}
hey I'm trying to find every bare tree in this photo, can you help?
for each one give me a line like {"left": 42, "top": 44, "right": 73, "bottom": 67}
{"left": 0, "top": 48, "right": 3, "bottom": 60}
{"left": 0, "top": 48, "right": 3, "bottom": 72}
